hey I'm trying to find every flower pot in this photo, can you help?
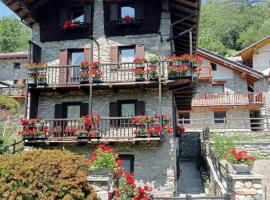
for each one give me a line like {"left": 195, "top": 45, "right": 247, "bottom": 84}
{"left": 232, "top": 164, "right": 253, "bottom": 174}
{"left": 35, "top": 135, "right": 48, "bottom": 140}
{"left": 91, "top": 168, "right": 111, "bottom": 176}
{"left": 22, "top": 135, "right": 35, "bottom": 141}
{"left": 168, "top": 74, "right": 179, "bottom": 80}
{"left": 80, "top": 79, "right": 89, "bottom": 84}
{"left": 135, "top": 77, "right": 145, "bottom": 82}
{"left": 92, "top": 77, "right": 102, "bottom": 83}
{"left": 149, "top": 135, "right": 161, "bottom": 138}
{"left": 136, "top": 135, "right": 148, "bottom": 138}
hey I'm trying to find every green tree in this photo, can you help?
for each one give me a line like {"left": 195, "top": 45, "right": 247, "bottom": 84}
{"left": 199, "top": 0, "right": 270, "bottom": 56}
{"left": 0, "top": 16, "right": 31, "bottom": 53}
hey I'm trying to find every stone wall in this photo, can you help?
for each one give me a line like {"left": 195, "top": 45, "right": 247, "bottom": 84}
{"left": 0, "top": 57, "right": 28, "bottom": 81}
{"left": 38, "top": 88, "right": 172, "bottom": 118}
{"left": 235, "top": 142, "right": 270, "bottom": 158}
{"left": 40, "top": 137, "right": 177, "bottom": 197}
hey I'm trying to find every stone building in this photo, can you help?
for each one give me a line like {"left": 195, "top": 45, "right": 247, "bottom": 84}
{"left": 179, "top": 48, "right": 266, "bottom": 132}
{"left": 0, "top": 52, "right": 28, "bottom": 111}
{"left": 3, "top": 0, "right": 200, "bottom": 197}
{"left": 237, "top": 35, "right": 270, "bottom": 119}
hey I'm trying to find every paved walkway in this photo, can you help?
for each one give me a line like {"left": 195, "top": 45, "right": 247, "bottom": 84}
{"left": 178, "top": 161, "right": 205, "bottom": 195}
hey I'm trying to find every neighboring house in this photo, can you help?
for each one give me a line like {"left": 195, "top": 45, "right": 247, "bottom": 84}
{"left": 0, "top": 52, "right": 28, "bottom": 110}
{"left": 3, "top": 0, "right": 200, "bottom": 197}
{"left": 237, "top": 35, "right": 270, "bottom": 118}
{"left": 178, "top": 48, "right": 265, "bottom": 132}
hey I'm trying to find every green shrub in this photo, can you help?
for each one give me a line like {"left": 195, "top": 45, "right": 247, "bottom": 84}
{"left": 211, "top": 134, "right": 234, "bottom": 158}
{"left": 0, "top": 150, "right": 99, "bottom": 200}
{"left": 0, "top": 95, "right": 19, "bottom": 113}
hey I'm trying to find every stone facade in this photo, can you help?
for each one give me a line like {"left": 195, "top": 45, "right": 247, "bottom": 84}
{"left": 228, "top": 174, "right": 263, "bottom": 200}
{"left": 235, "top": 142, "right": 270, "bottom": 158}
{"left": 0, "top": 53, "right": 28, "bottom": 82}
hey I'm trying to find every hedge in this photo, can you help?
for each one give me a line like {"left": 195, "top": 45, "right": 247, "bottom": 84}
{"left": 0, "top": 150, "right": 99, "bottom": 200}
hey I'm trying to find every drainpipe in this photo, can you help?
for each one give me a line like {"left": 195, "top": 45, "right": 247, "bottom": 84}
{"left": 88, "top": 37, "right": 100, "bottom": 114}
{"left": 158, "top": 32, "right": 163, "bottom": 128}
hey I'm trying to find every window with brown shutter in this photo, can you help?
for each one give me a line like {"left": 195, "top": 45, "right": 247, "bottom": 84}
{"left": 135, "top": 101, "right": 145, "bottom": 116}
{"left": 84, "top": 48, "right": 92, "bottom": 62}
{"left": 110, "top": 46, "right": 119, "bottom": 70}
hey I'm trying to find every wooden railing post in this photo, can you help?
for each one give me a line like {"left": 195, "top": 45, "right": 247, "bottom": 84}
{"left": 12, "top": 139, "right": 16, "bottom": 154}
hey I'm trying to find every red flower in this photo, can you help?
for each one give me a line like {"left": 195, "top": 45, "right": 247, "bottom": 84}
{"left": 124, "top": 15, "right": 133, "bottom": 24}
{"left": 91, "top": 151, "right": 97, "bottom": 160}
{"left": 116, "top": 160, "right": 123, "bottom": 166}
{"left": 125, "top": 173, "right": 135, "bottom": 185}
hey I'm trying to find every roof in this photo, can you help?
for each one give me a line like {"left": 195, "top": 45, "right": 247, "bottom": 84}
{"left": 197, "top": 48, "right": 264, "bottom": 81}
{"left": 236, "top": 34, "right": 270, "bottom": 59}
{"left": 0, "top": 52, "right": 28, "bottom": 60}
{"left": 2, "top": 0, "right": 200, "bottom": 55}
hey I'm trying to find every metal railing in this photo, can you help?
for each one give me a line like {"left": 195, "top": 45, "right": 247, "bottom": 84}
{"left": 192, "top": 92, "right": 264, "bottom": 106}
{"left": 42, "top": 117, "right": 163, "bottom": 140}
{"left": 0, "top": 87, "right": 26, "bottom": 97}
{"left": 178, "top": 117, "right": 270, "bottom": 132}
{"left": 5, "top": 139, "right": 24, "bottom": 154}
{"left": 27, "top": 61, "right": 197, "bottom": 86}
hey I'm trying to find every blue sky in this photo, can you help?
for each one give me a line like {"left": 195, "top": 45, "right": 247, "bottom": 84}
{"left": 0, "top": 2, "right": 16, "bottom": 17}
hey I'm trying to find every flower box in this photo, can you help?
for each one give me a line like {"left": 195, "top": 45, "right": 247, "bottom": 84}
{"left": 90, "top": 168, "right": 112, "bottom": 177}
{"left": 92, "top": 77, "right": 102, "bottom": 83}
{"left": 63, "top": 21, "right": 88, "bottom": 33}
{"left": 232, "top": 164, "right": 253, "bottom": 175}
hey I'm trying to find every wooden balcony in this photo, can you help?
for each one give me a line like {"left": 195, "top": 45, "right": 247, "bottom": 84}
{"left": 23, "top": 117, "right": 165, "bottom": 144}
{"left": 192, "top": 92, "right": 264, "bottom": 110}
{"left": 0, "top": 87, "right": 26, "bottom": 99}
{"left": 27, "top": 62, "right": 196, "bottom": 90}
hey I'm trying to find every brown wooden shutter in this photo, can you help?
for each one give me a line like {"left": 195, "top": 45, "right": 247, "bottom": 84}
{"left": 135, "top": 45, "right": 145, "bottom": 58}
{"left": 54, "top": 104, "right": 63, "bottom": 119}
{"left": 110, "top": 3, "right": 118, "bottom": 22}
{"left": 59, "top": 49, "right": 68, "bottom": 84}
{"left": 110, "top": 46, "right": 119, "bottom": 70}
{"left": 84, "top": 4, "right": 92, "bottom": 24}
{"left": 29, "top": 91, "right": 39, "bottom": 119}
{"left": 80, "top": 103, "right": 89, "bottom": 117}
{"left": 136, "top": 101, "right": 145, "bottom": 116}
{"left": 136, "top": 0, "right": 144, "bottom": 20}
{"left": 84, "top": 48, "right": 92, "bottom": 62}
{"left": 109, "top": 102, "right": 119, "bottom": 126}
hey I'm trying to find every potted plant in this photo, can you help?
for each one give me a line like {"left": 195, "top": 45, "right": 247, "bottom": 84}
{"left": 224, "top": 148, "right": 256, "bottom": 174}
{"left": 77, "top": 129, "right": 90, "bottom": 141}
{"left": 133, "top": 68, "right": 145, "bottom": 82}
{"left": 133, "top": 128, "right": 147, "bottom": 138}
{"left": 122, "top": 15, "right": 134, "bottom": 24}
{"left": 88, "top": 145, "right": 117, "bottom": 176}
{"left": 146, "top": 125, "right": 161, "bottom": 138}
{"left": 147, "top": 66, "right": 158, "bottom": 81}
{"left": 91, "top": 68, "right": 103, "bottom": 83}
{"left": 178, "top": 65, "right": 190, "bottom": 77}
{"left": 80, "top": 71, "right": 89, "bottom": 84}
{"left": 133, "top": 58, "right": 147, "bottom": 68}
{"left": 168, "top": 66, "right": 180, "bottom": 80}
{"left": 63, "top": 20, "right": 87, "bottom": 32}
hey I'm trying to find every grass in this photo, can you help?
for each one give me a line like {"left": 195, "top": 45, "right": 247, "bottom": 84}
{"left": 210, "top": 134, "right": 270, "bottom": 143}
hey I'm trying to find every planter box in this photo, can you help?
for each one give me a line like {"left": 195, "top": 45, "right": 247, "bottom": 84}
{"left": 91, "top": 168, "right": 111, "bottom": 177}
{"left": 92, "top": 77, "right": 102, "bottom": 83}
{"left": 135, "top": 135, "right": 148, "bottom": 138}
{"left": 135, "top": 77, "right": 145, "bottom": 82}
{"left": 23, "top": 135, "right": 48, "bottom": 141}
{"left": 232, "top": 164, "right": 253, "bottom": 174}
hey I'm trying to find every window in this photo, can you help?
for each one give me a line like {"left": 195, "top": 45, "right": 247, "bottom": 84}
{"left": 71, "top": 7, "right": 84, "bottom": 22}
{"left": 212, "top": 84, "right": 224, "bottom": 94}
{"left": 178, "top": 112, "right": 190, "bottom": 124}
{"left": 120, "top": 4, "right": 135, "bottom": 18}
{"left": 211, "top": 62, "right": 217, "bottom": 71}
{"left": 118, "top": 155, "right": 134, "bottom": 173}
{"left": 119, "top": 47, "right": 135, "bottom": 63}
{"left": 214, "top": 112, "right": 226, "bottom": 124}
{"left": 67, "top": 105, "right": 81, "bottom": 119}
{"left": 120, "top": 102, "right": 136, "bottom": 117}
{"left": 69, "top": 50, "right": 84, "bottom": 82}
{"left": 13, "top": 62, "right": 21, "bottom": 69}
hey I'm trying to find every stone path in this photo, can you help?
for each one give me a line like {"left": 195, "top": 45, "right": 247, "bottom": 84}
{"left": 178, "top": 161, "right": 205, "bottom": 195}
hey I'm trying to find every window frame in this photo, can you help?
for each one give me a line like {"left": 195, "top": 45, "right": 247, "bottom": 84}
{"left": 118, "top": 3, "right": 136, "bottom": 19}
{"left": 211, "top": 62, "right": 217, "bottom": 71}
{"left": 118, "top": 100, "right": 137, "bottom": 117}
{"left": 119, "top": 46, "right": 136, "bottom": 63}
{"left": 62, "top": 102, "right": 82, "bottom": 119}
{"left": 118, "top": 155, "right": 135, "bottom": 173}
{"left": 178, "top": 112, "right": 190, "bottom": 124}
{"left": 212, "top": 84, "right": 225, "bottom": 94}
{"left": 214, "top": 111, "right": 226, "bottom": 124}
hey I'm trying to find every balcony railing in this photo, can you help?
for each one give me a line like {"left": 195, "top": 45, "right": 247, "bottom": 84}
{"left": 0, "top": 87, "right": 26, "bottom": 97}
{"left": 26, "top": 117, "right": 165, "bottom": 142}
{"left": 27, "top": 62, "right": 197, "bottom": 87}
{"left": 192, "top": 92, "right": 264, "bottom": 107}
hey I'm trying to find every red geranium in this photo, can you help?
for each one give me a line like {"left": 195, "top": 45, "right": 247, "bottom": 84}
{"left": 124, "top": 15, "right": 133, "bottom": 24}
{"left": 224, "top": 148, "right": 256, "bottom": 165}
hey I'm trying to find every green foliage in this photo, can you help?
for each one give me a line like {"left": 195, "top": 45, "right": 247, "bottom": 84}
{"left": 0, "top": 16, "right": 31, "bottom": 53}
{"left": 0, "top": 150, "right": 99, "bottom": 200}
{"left": 211, "top": 134, "right": 235, "bottom": 158}
{"left": 199, "top": 0, "right": 270, "bottom": 56}
{"left": 0, "top": 95, "right": 19, "bottom": 113}
{"left": 0, "top": 138, "right": 8, "bottom": 154}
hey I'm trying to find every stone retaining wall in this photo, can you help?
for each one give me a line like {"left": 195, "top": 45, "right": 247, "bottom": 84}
{"left": 235, "top": 142, "right": 270, "bottom": 158}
